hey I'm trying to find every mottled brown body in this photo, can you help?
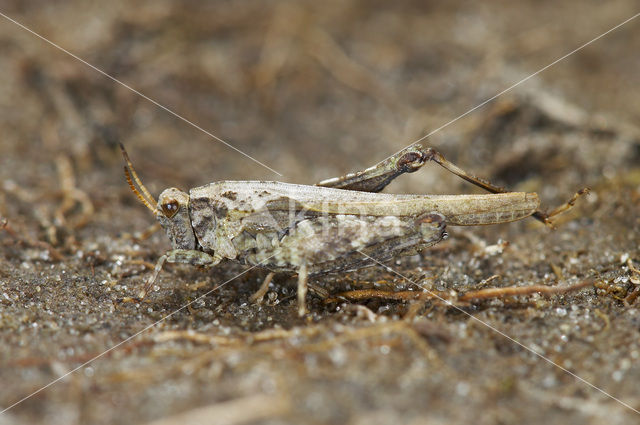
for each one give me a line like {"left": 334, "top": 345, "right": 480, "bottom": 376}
{"left": 186, "top": 181, "right": 536, "bottom": 274}
{"left": 121, "top": 143, "right": 586, "bottom": 315}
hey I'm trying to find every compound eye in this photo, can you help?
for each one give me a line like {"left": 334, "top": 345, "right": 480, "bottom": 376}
{"left": 160, "top": 200, "right": 179, "bottom": 218}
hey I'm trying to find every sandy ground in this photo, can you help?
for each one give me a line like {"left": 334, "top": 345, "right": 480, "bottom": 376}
{"left": 1, "top": 1, "right": 640, "bottom": 424}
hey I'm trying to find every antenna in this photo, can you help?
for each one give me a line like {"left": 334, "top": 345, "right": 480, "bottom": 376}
{"left": 120, "top": 143, "right": 157, "bottom": 212}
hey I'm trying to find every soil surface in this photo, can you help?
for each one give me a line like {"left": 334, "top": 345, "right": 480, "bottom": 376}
{"left": 1, "top": 1, "right": 640, "bottom": 424}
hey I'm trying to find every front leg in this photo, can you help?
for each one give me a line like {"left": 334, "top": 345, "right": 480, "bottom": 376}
{"left": 124, "top": 249, "right": 221, "bottom": 302}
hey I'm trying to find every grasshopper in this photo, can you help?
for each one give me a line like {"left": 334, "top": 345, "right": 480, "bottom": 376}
{"left": 120, "top": 143, "right": 587, "bottom": 315}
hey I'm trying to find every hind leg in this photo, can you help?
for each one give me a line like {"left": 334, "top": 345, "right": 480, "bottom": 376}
{"left": 317, "top": 144, "right": 588, "bottom": 226}
{"left": 316, "top": 144, "right": 432, "bottom": 192}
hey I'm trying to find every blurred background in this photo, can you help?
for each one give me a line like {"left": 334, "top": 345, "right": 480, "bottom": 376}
{"left": 1, "top": 1, "right": 639, "bottom": 424}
